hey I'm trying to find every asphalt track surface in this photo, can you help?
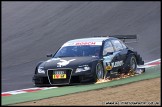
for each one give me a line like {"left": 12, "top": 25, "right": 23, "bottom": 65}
{"left": 2, "top": 1, "right": 160, "bottom": 92}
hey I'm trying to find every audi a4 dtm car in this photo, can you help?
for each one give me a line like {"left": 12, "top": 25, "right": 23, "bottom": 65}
{"left": 33, "top": 35, "right": 145, "bottom": 86}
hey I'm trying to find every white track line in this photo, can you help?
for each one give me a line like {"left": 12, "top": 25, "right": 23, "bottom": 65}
{"left": 144, "top": 59, "right": 161, "bottom": 65}
{"left": 2, "top": 87, "right": 58, "bottom": 95}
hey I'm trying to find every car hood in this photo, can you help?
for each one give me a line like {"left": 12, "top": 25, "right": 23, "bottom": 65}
{"left": 41, "top": 56, "right": 99, "bottom": 69}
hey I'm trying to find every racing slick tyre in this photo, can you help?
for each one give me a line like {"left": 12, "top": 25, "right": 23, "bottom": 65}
{"left": 123, "top": 54, "right": 137, "bottom": 74}
{"left": 94, "top": 62, "right": 104, "bottom": 82}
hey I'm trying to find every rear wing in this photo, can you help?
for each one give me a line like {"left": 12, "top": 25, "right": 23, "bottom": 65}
{"left": 109, "top": 35, "right": 138, "bottom": 43}
{"left": 94, "top": 35, "right": 138, "bottom": 43}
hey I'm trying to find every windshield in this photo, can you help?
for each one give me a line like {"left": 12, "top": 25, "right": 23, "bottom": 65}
{"left": 54, "top": 45, "right": 101, "bottom": 57}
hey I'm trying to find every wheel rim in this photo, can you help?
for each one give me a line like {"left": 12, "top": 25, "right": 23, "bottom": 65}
{"left": 96, "top": 63, "right": 103, "bottom": 80}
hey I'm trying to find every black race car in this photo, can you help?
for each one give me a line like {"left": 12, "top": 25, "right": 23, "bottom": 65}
{"left": 33, "top": 35, "right": 145, "bottom": 86}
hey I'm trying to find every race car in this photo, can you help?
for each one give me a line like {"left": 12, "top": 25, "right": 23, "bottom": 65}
{"left": 32, "top": 35, "right": 145, "bottom": 86}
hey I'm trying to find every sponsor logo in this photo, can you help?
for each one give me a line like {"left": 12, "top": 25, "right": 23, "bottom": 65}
{"left": 57, "top": 59, "right": 76, "bottom": 67}
{"left": 62, "top": 42, "right": 102, "bottom": 47}
{"left": 53, "top": 74, "right": 66, "bottom": 79}
{"left": 75, "top": 42, "right": 96, "bottom": 45}
{"left": 106, "top": 60, "right": 123, "bottom": 68}
{"left": 74, "top": 42, "right": 102, "bottom": 46}
{"left": 106, "top": 66, "right": 113, "bottom": 70}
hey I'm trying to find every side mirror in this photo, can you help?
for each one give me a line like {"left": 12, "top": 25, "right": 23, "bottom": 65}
{"left": 46, "top": 54, "right": 53, "bottom": 57}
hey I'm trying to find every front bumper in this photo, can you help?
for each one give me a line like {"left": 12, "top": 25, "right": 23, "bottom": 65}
{"left": 32, "top": 74, "right": 51, "bottom": 86}
{"left": 33, "top": 69, "right": 94, "bottom": 86}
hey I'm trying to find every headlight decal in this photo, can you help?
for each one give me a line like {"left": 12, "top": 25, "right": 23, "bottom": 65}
{"left": 76, "top": 65, "right": 91, "bottom": 73}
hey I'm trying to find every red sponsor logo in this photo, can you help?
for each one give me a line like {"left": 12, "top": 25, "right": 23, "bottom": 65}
{"left": 75, "top": 42, "right": 96, "bottom": 45}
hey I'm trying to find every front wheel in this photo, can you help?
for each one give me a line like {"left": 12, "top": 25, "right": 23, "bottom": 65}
{"left": 94, "top": 62, "right": 104, "bottom": 82}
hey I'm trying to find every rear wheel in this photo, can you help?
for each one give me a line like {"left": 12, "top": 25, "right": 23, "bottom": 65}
{"left": 123, "top": 54, "right": 137, "bottom": 74}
